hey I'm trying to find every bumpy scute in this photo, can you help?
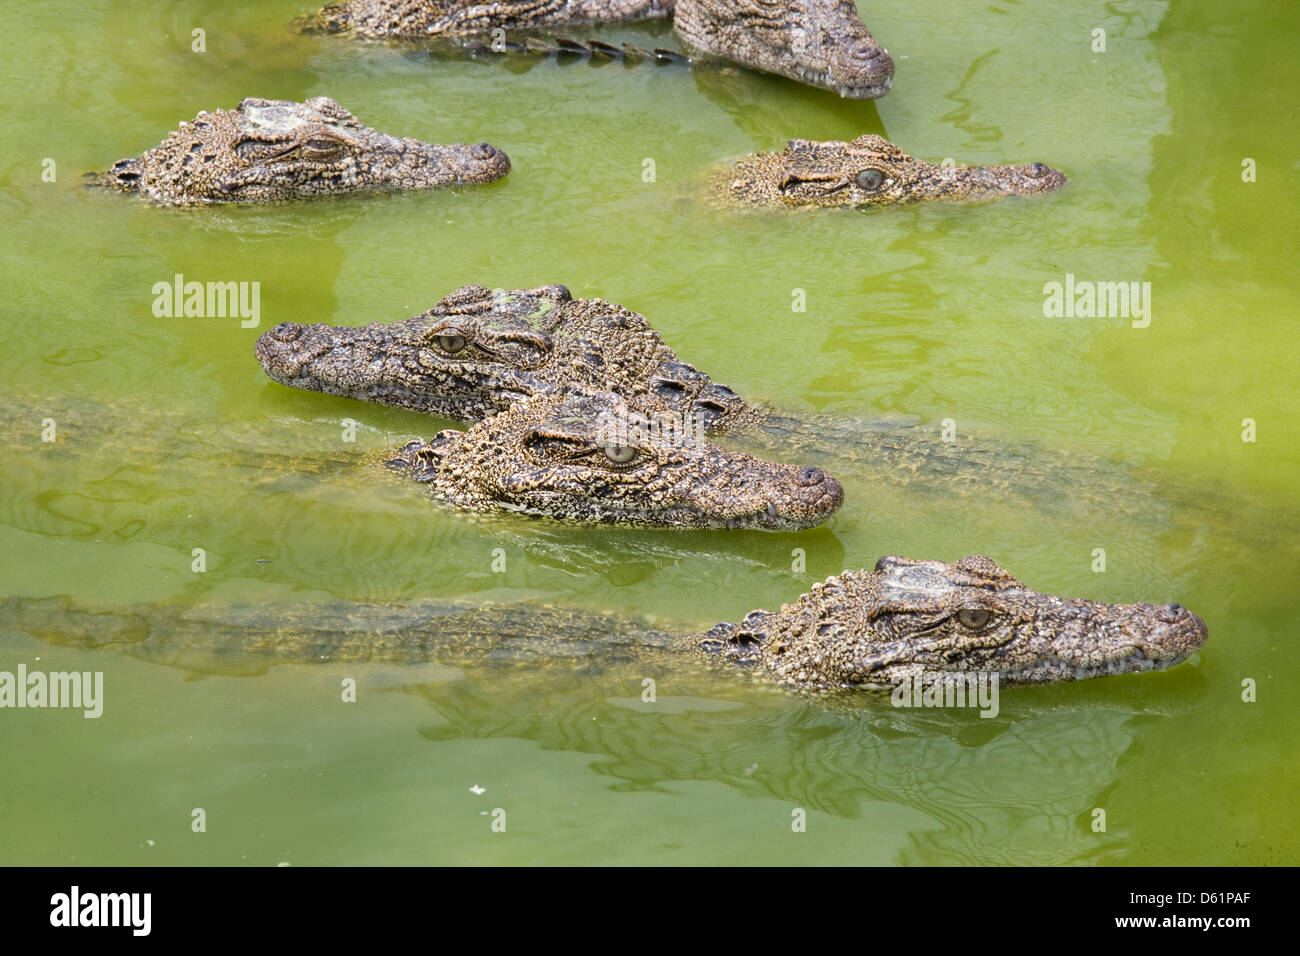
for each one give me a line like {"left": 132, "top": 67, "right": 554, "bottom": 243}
{"left": 303, "top": 0, "right": 893, "bottom": 98}
{"left": 304, "top": 0, "right": 671, "bottom": 35}
{"left": 256, "top": 284, "right": 762, "bottom": 432}
{"left": 674, "top": 0, "right": 892, "bottom": 98}
{"left": 9, "top": 556, "right": 1206, "bottom": 691}
{"left": 715, "top": 134, "right": 1066, "bottom": 208}
{"left": 92, "top": 97, "right": 509, "bottom": 205}
{"left": 385, "top": 388, "right": 844, "bottom": 529}
{"left": 702, "top": 555, "right": 1208, "bottom": 689}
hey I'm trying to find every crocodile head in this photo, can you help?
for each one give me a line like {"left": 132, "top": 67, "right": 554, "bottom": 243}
{"left": 674, "top": 0, "right": 894, "bottom": 98}
{"left": 386, "top": 388, "right": 843, "bottom": 529}
{"left": 256, "top": 284, "right": 757, "bottom": 432}
{"left": 702, "top": 555, "right": 1208, "bottom": 688}
{"left": 96, "top": 96, "right": 509, "bottom": 205}
{"left": 722, "top": 134, "right": 1067, "bottom": 207}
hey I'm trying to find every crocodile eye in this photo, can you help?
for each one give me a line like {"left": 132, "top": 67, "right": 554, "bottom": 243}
{"left": 654, "top": 379, "right": 688, "bottom": 397}
{"left": 302, "top": 138, "right": 345, "bottom": 159}
{"left": 855, "top": 168, "right": 886, "bottom": 191}
{"left": 601, "top": 443, "right": 638, "bottom": 464}
{"left": 957, "top": 608, "right": 991, "bottom": 629}
{"left": 436, "top": 334, "right": 468, "bottom": 354}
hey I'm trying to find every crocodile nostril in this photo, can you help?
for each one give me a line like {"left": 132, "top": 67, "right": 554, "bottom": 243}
{"left": 1025, "top": 162, "right": 1049, "bottom": 179}
{"left": 471, "top": 142, "right": 499, "bottom": 160}
{"left": 1158, "top": 603, "right": 1188, "bottom": 624}
{"left": 268, "top": 322, "right": 302, "bottom": 343}
{"left": 849, "top": 43, "right": 892, "bottom": 70}
{"left": 796, "top": 466, "right": 830, "bottom": 487}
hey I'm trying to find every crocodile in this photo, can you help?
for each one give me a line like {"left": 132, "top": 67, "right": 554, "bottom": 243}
{"left": 6, "top": 388, "right": 837, "bottom": 532}
{"left": 255, "top": 283, "right": 751, "bottom": 428}
{"left": 386, "top": 387, "right": 843, "bottom": 529}
{"left": 302, "top": 0, "right": 894, "bottom": 99}
{"left": 253, "top": 283, "right": 1146, "bottom": 519}
{"left": 9, "top": 555, "right": 1206, "bottom": 691}
{"left": 713, "top": 135, "right": 1067, "bottom": 207}
{"left": 88, "top": 96, "right": 510, "bottom": 205}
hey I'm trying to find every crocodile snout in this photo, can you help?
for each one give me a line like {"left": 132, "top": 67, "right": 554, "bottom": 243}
{"left": 796, "top": 465, "right": 828, "bottom": 487}
{"left": 456, "top": 142, "right": 511, "bottom": 181}
{"left": 1126, "top": 602, "right": 1209, "bottom": 666}
{"left": 764, "top": 466, "right": 844, "bottom": 528}
{"left": 254, "top": 322, "right": 328, "bottom": 384}
{"left": 828, "top": 39, "right": 894, "bottom": 98}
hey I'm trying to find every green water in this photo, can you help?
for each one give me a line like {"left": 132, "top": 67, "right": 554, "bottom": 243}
{"left": 1, "top": 0, "right": 1296, "bottom": 865}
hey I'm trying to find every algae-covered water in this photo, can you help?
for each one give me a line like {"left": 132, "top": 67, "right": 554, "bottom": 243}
{"left": 0, "top": 0, "right": 1296, "bottom": 865}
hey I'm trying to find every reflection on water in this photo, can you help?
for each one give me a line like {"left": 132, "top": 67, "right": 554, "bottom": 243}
{"left": 6, "top": 589, "right": 1207, "bottom": 865}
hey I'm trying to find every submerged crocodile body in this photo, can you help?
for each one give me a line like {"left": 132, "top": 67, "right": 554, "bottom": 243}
{"left": 8, "top": 388, "right": 836, "bottom": 531}
{"left": 89, "top": 97, "right": 510, "bottom": 205}
{"left": 255, "top": 284, "right": 1171, "bottom": 521}
{"left": 11, "top": 555, "right": 1207, "bottom": 691}
{"left": 303, "top": 0, "right": 894, "bottom": 99}
{"left": 386, "top": 387, "right": 843, "bottom": 529}
{"left": 713, "top": 135, "right": 1067, "bottom": 208}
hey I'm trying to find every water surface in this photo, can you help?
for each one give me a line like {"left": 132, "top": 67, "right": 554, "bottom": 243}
{"left": 0, "top": 0, "right": 1296, "bottom": 865}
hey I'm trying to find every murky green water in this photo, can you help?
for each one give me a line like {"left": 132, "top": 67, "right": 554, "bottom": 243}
{"left": 1, "top": 0, "right": 1296, "bottom": 865}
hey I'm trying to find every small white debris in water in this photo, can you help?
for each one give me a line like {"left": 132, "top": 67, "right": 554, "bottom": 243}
{"left": 469, "top": 785, "right": 485, "bottom": 795}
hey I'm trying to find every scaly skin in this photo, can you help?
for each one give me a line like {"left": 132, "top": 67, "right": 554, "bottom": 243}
{"left": 4, "top": 387, "right": 837, "bottom": 534}
{"left": 303, "top": 0, "right": 893, "bottom": 98}
{"left": 254, "top": 283, "right": 758, "bottom": 430}
{"left": 304, "top": 0, "right": 672, "bottom": 35}
{"left": 8, "top": 556, "right": 1206, "bottom": 690}
{"left": 712, "top": 135, "right": 1067, "bottom": 208}
{"left": 703, "top": 555, "right": 1207, "bottom": 690}
{"left": 255, "top": 284, "right": 1164, "bottom": 518}
{"left": 386, "top": 387, "right": 844, "bottom": 529}
{"left": 673, "top": 0, "right": 892, "bottom": 98}
{"left": 90, "top": 97, "right": 510, "bottom": 205}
